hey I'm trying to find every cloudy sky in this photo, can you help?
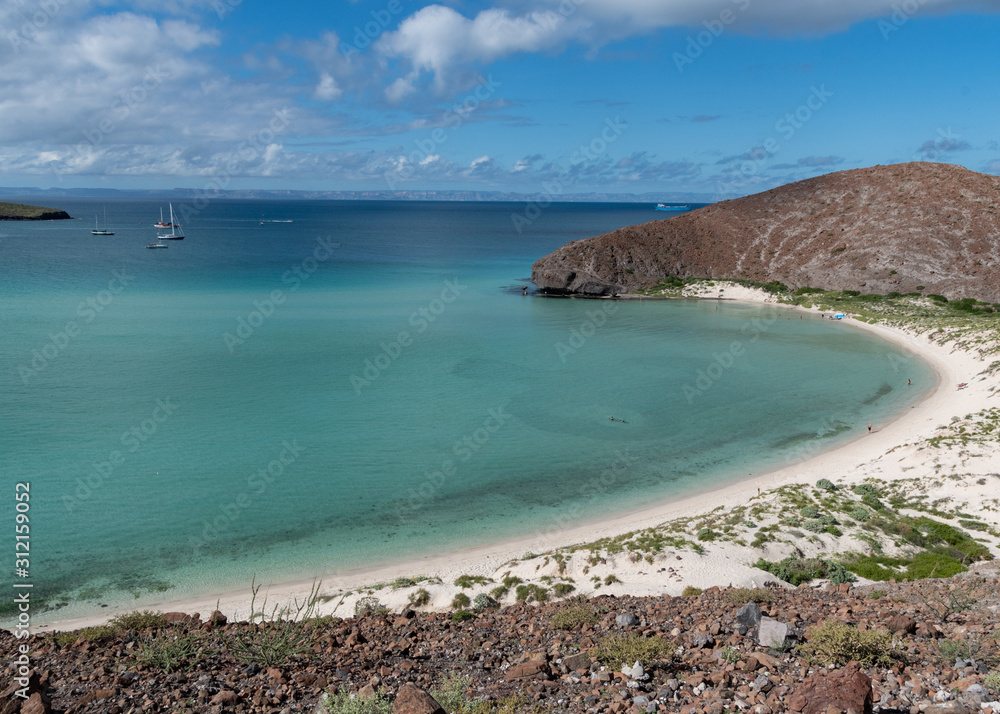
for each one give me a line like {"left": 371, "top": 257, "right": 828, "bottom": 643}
{"left": 1, "top": 0, "right": 998, "bottom": 196}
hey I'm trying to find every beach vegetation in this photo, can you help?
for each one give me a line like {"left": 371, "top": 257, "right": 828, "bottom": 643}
{"left": 514, "top": 584, "right": 549, "bottom": 603}
{"left": 550, "top": 605, "right": 599, "bottom": 630}
{"left": 431, "top": 674, "right": 492, "bottom": 714}
{"left": 983, "top": 671, "right": 1000, "bottom": 691}
{"left": 452, "top": 592, "right": 471, "bottom": 609}
{"left": 227, "top": 579, "right": 321, "bottom": 667}
{"left": 134, "top": 631, "right": 203, "bottom": 672}
{"left": 49, "top": 624, "right": 121, "bottom": 647}
{"left": 753, "top": 556, "right": 838, "bottom": 586}
{"left": 681, "top": 586, "right": 702, "bottom": 597}
{"left": 800, "top": 620, "right": 897, "bottom": 668}
{"left": 354, "top": 596, "right": 387, "bottom": 617}
{"left": 724, "top": 587, "right": 773, "bottom": 604}
{"left": 799, "top": 506, "right": 820, "bottom": 518}
{"left": 488, "top": 585, "right": 509, "bottom": 601}
{"left": 721, "top": 645, "right": 741, "bottom": 664}
{"left": 451, "top": 609, "right": 475, "bottom": 622}
{"left": 552, "top": 582, "right": 576, "bottom": 597}
{"left": 408, "top": 588, "right": 431, "bottom": 608}
{"left": 850, "top": 507, "right": 871, "bottom": 522}
{"left": 596, "top": 633, "right": 677, "bottom": 668}
{"left": 696, "top": 527, "right": 718, "bottom": 541}
{"left": 454, "top": 574, "right": 492, "bottom": 589}
{"left": 868, "top": 589, "right": 887, "bottom": 600}
{"left": 317, "top": 690, "right": 393, "bottom": 714}
{"left": 603, "top": 574, "right": 621, "bottom": 586}
{"left": 108, "top": 609, "right": 166, "bottom": 631}
{"left": 472, "top": 593, "right": 498, "bottom": 611}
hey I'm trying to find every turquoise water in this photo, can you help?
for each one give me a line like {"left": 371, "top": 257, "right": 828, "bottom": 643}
{"left": 0, "top": 199, "right": 934, "bottom": 622}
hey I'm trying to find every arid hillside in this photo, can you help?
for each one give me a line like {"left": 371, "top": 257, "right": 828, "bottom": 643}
{"left": 532, "top": 162, "right": 1000, "bottom": 302}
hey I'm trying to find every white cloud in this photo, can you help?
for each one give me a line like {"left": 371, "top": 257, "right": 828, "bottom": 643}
{"left": 314, "top": 73, "right": 342, "bottom": 101}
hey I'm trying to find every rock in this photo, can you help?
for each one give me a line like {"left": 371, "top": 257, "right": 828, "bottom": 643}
{"left": 210, "top": 690, "right": 239, "bottom": 705}
{"left": 735, "top": 602, "right": 762, "bottom": 629}
{"left": 163, "top": 612, "right": 193, "bottom": 624}
{"left": 19, "top": 693, "right": 50, "bottom": 714}
{"left": 621, "top": 662, "right": 644, "bottom": 680}
{"left": 358, "top": 683, "right": 378, "bottom": 699}
{"left": 691, "top": 633, "right": 715, "bottom": 649}
{"left": 209, "top": 610, "right": 227, "bottom": 626}
{"left": 77, "top": 689, "right": 116, "bottom": 706}
{"left": 504, "top": 660, "right": 549, "bottom": 681}
{"left": 392, "top": 684, "right": 445, "bottom": 714}
{"left": 757, "top": 617, "right": 791, "bottom": 648}
{"left": 923, "top": 704, "right": 973, "bottom": 714}
{"left": 615, "top": 613, "right": 639, "bottom": 627}
{"left": 562, "top": 652, "right": 591, "bottom": 671}
{"left": 787, "top": 661, "right": 872, "bottom": 714}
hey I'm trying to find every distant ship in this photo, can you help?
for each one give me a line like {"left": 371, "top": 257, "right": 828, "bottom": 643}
{"left": 655, "top": 204, "right": 690, "bottom": 212}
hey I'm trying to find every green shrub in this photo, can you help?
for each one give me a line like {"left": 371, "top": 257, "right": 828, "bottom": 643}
{"left": 826, "top": 561, "right": 856, "bottom": 585}
{"left": 849, "top": 507, "right": 871, "bottom": 522}
{"left": 451, "top": 609, "right": 474, "bottom": 622}
{"left": 453, "top": 575, "right": 491, "bottom": 589}
{"left": 488, "top": 586, "right": 508, "bottom": 601}
{"left": 816, "top": 478, "right": 836, "bottom": 491}
{"left": 550, "top": 605, "right": 599, "bottom": 630}
{"left": 109, "top": 610, "right": 166, "bottom": 631}
{"left": 721, "top": 646, "right": 740, "bottom": 664}
{"left": 862, "top": 493, "right": 885, "bottom": 511}
{"left": 354, "top": 596, "right": 386, "bottom": 617}
{"left": 904, "top": 552, "right": 966, "bottom": 579}
{"left": 50, "top": 624, "right": 121, "bottom": 647}
{"left": 451, "top": 592, "right": 471, "bottom": 609}
{"left": 317, "top": 690, "right": 393, "bottom": 714}
{"left": 868, "top": 589, "right": 886, "bottom": 600}
{"left": 135, "top": 631, "right": 201, "bottom": 672}
{"left": 800, "top": 506, "right": 820, "bottom": 519}
{"left": 430, "top": 675, "right": 491, "bottom": 714}
{"left": 984, "top": 671, "right": 1000, "bottom": 691}
{"left": 696, "top": 528, "right": 717, "bottom": 541}
{"left": 681, "top": 586, "right": 702, "bottom": 597}
{"left": 408, "top": 588, "right": 430, "bottom": 608}
{"left": 724, "top": 587, "right": 773, "bottom": 604}
{"left": 228, "top": 580, "right": 322, "bottom": 667}
{"left": 754, "top": 557, "right": 829, "bottom": 586}
{"left": 514, "top": 584, "right": 549, "bottom": 603}
{"left": 928, "top": 294, "right": 948, "bottom": 303}
{"left": 803, "top": 519, "right": 826, "bottom": 533}
{"left": 552, "top": 583, "right": 576, "bottom": 597}
{"left": 596, "top": 633, "right": 676, "bottom": 667}
{"left": 853, "top": 483, "right": 880, "bottom": 497}
{"left": 472, "top": 593, "right": 498, "bottom": 611}
{"left": 603, "top": 574, "right": 621, "bottom": 586}
{"left": 801, "top": 620, "right": 896, "bottom": 667}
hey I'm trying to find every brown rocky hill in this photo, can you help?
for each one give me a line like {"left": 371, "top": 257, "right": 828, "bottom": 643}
{"left": 532, "top": 162, "right": 1000, "bottom": 302}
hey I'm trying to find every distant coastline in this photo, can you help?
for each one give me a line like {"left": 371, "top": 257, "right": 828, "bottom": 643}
{"left": 0, "top": 201, "right": 71, "bottom": 221}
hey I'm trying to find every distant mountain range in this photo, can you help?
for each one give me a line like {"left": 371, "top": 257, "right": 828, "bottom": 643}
{"left": 532, "top": 162, "right": 1000, "bottom": 303}
{"left": 0, "top": 186, "right": 716, "bottom": 203}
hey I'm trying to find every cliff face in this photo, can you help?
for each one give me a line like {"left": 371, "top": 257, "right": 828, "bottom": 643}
{"left": 532, "top": 162, "right": 1000, "bottom": 302}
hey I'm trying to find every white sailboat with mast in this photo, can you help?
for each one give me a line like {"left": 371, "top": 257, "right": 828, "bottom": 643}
{"left": 157, "top": 203, "right": 184, "bottom": 240}
{"left": 91, "top": 206, "right": 114, "bottom": 235}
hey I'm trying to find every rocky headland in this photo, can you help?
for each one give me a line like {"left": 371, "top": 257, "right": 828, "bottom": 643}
{"left": 531, "top": 162, "right": 1000, "bottom": 302}
{"left": 0, "top": 202, "right": 71, "bottom": 221}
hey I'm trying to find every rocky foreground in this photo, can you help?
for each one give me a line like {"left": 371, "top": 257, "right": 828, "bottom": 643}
{"left": 531, "top": 162, "right": 1000, "bottom": 301}
{"left": 4, "top": 565, "right": 1000, "bottom": 714}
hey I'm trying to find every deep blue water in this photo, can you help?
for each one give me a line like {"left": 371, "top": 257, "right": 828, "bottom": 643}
{"left": 0, "top": 198, "right": 934, "bottom": 622}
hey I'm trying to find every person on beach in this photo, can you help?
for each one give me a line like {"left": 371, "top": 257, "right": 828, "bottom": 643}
{"left": 907, "top": 379, "right": 911, "bottom": 386}
{"left": 868, "top": 421, "right": 872, "bottom": 433}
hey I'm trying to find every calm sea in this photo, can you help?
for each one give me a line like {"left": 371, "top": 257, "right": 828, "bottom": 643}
{"left": 0, "top": 198, "right": 934, "bottom": 622}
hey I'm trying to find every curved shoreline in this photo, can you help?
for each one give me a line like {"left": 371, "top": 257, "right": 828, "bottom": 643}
{"left": 34, "top": 290, "right": 996, "bottom": 632}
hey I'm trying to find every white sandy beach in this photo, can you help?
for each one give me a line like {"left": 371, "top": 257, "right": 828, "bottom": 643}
{"left": 37, "top": 286, "right": 1000, "bottom": 632}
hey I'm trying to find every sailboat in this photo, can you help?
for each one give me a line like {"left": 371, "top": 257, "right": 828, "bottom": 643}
{"left": 154, "top": 206, "right": 177, "bottom": 228}
{"left": 91, "top": 206, "right": 115, "bottom": 235}
{"left": 157, "top": 203, "right": 184, "bottom": 240}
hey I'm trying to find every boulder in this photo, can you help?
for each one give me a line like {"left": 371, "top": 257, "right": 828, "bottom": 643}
{"left": 886, "top": 613, "right": 916, "bottom": 635}
{"left": 393, "top": 684, "right": 445, "bottom": 714}
{"left": 787, "top": 661, "right": 872, "bottom": 714}
{"left": 757, "top": 617, "right": 791, "bottom": 649}
{"left": 504, "top": 660, "right": 549, "bottom": 681}
{"left": 615, "top": 613, "right": 640, "bottom": 627}
{"left": 690, "top": 633, "right": 715, "bottom": 649}
{"left": 735, "top": 602, "right": 762, "bottom": 629}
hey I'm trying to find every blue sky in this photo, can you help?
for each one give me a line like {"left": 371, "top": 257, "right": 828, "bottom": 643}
{"left": 1, "top": 0, "right": 998, "bottom": 196}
